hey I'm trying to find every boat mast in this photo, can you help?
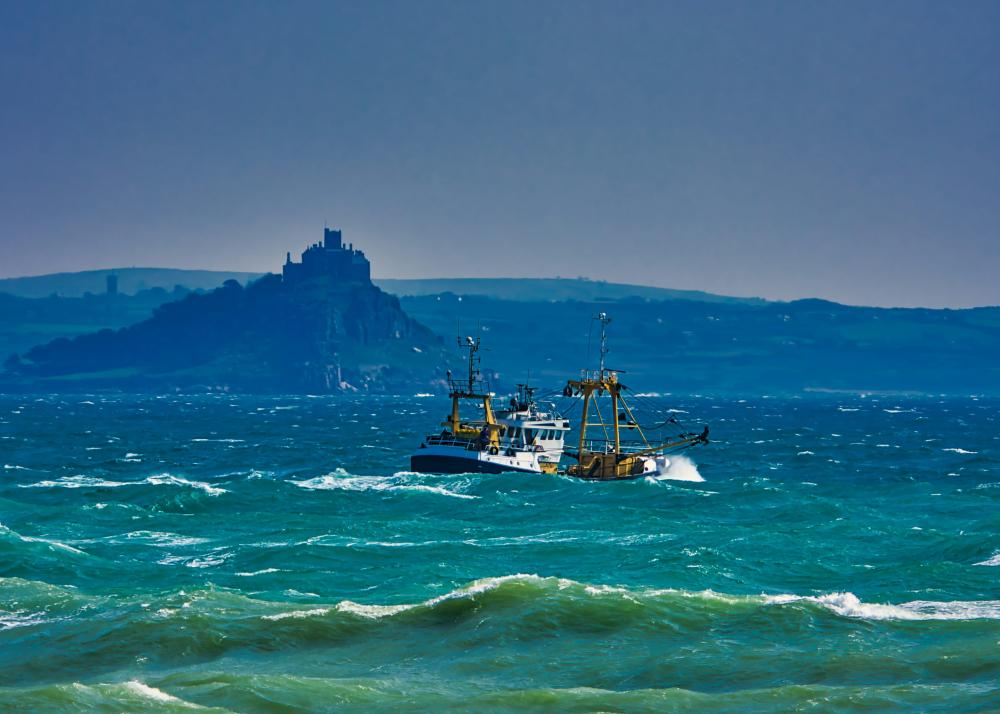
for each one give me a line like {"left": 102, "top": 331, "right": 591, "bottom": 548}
{"left": 595, "top": 313, "right": 621, "bottom": 456}
{"left": 447, "top": 335, "right": 498, "bottom": 446}
{"left": 571, "top": 313, "right": 624, "bottom": 471}
{"left": 597, "top": 312, "right": 610, "bottom": 374}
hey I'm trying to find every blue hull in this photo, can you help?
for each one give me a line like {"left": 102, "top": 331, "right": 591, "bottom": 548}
{"left": 410, "top": 453, "right": 540, "bottom": 475}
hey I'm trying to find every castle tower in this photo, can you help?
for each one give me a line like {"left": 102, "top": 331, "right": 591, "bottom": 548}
{"left": 324, "top": 228, "right": 343, "bottom": 250}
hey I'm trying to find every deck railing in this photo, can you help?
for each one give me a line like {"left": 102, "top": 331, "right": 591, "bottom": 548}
{"left": 425, "top": 435, "right": 479, "bottom": 450}
{"left": 577, "top": 438, "right": 653, "bottom": 455}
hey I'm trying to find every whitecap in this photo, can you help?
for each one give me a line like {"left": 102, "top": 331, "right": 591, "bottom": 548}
{"left": 17, "top": 473, "right": 226, "bottom": 495}
{"left": 469, "top": 532, "right": 582, "bottom": 547}
{"left": 292, "top": 472, "right": 477, "bottom": 500}
{"left": 974, "top": 553, "right": 1000, "bottom": 567}
{"left": 429, "top": 574, "right": 571, "bottom": 606}
{"left": 19, "top": 535, "right": 86, "bottom": 555}
{"left": 0, "top": 611, "right": 50, "bottom": 631}
{"left": 583, "top": 584, "right": 639, "bottom": 602}
{"left": 19, "top": 475, "right": 130, "bottom": 489}
{"left": 261, "top": 574, "right": 556, "bottom": 623}
{"left": 185, "top": 553, "right": 231, "bottom": 568}
{"left": 765, "top": 591, "right": 1000, "bottom": 621}
{"left": 124, "top": 531, "right": 211, "bottom": 547}
{"left": 121, "top": 681, "right": 199, "bottom": 707}
{"left": 144, "top": 473, "right": 227, "bottom": 496}
{"left": 263, "top": 607, "right": 332, "bottom": 621}
{"left": 158, "top": 550, "right": 232, "bottom": 568}
{"left": 942, "top": 447, "right": 978, "bottom": 455}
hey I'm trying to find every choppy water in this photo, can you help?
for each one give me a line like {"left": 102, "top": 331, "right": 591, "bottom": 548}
{"left": 1, "top": 394, "right": 998, "bottom": 712}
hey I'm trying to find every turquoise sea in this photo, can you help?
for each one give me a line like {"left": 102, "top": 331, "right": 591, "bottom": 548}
{"left": 1, "top": 394, "right": 998, "bottom": 712}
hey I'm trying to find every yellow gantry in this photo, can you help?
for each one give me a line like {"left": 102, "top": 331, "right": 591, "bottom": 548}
{"left": 565, "top": 371, "right": 643, "bottom": 478}
{"left": 442, "top": 335, "right": 500, "bottom": 447}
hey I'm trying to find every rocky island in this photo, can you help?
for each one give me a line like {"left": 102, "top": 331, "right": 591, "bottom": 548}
{"left": 2, "top": 230, "right": 445, "bottom": 392}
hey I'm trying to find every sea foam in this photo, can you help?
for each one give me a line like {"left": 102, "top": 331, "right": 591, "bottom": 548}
{"left": 292, "top": 470, "right": 477, "bottom": 500}
{"left": 764, "top": 591, "right": 1000, "bottom": 621}
{"left": 19, "top": 473, "right": 227, "bottom": 495}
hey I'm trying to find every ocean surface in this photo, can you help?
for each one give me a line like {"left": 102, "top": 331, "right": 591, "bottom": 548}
{"left": 1, "top": 393, "right": 998, "bottom": 712}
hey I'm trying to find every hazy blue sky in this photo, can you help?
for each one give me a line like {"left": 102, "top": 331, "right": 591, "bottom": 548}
{"left": 1, "top": 1, "right": 998, "bottom": 307}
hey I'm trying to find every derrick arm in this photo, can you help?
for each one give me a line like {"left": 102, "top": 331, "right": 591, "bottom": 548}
{"left": 628, "top": 427, "right": 710, "bottom": 459}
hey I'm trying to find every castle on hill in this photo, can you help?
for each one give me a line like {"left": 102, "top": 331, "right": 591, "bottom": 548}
{"left": 282, "top": 228, "right": 371, "bottom": 285}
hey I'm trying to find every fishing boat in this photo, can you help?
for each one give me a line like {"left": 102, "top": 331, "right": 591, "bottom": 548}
{"left": 410, "top": 335, "right": 569, "bottom": 475}
{"left": 561, "top": 313, "right": 709, "bottom": 481}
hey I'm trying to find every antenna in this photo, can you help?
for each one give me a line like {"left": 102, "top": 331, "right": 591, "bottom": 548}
{"left": 457, "top": 332, "right": 481, "bottom": 392}
{"left": 596, "top": 312, "right": 612, "bottom": 373}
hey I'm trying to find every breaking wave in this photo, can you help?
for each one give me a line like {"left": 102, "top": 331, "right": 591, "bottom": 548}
{"left": 252, "top": 575, "right": 1000, "bottom": 625}
{"left": 5, "top": 572, "right": 998, "bottom": 659}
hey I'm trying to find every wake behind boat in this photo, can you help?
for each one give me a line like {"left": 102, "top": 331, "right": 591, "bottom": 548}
{"left": 410, "top": 336, "right": 568, "bottom": 475}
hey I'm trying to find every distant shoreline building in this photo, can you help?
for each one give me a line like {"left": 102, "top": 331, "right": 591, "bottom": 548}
{"left": 282, "top": 228, "right": 371, "bottom": 285}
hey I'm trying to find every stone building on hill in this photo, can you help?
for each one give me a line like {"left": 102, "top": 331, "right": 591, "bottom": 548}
{"left": 282, "top": 228, "right": 371, "bottom": 285}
